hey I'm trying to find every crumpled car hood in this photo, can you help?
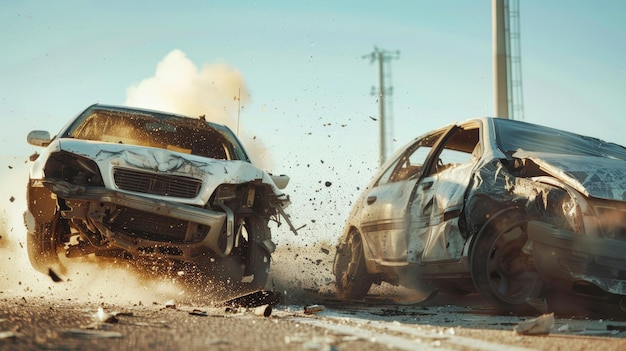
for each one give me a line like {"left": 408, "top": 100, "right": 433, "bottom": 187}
{"left": 514, "top": 150, "right": 626, "bottom": 201}
{"left": 53, "top": 139, "right": 285, "bottom": 204}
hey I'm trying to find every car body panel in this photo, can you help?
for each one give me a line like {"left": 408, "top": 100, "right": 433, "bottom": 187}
{"left": 513, "top": 151, "right": 626, "bottom": 201}
{"left": 30, "top": 138, "right": 284, "bottom": 207}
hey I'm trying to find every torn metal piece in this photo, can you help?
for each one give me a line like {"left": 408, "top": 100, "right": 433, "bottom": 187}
{"left": 189, "top": 309, "right": 208, "bottom": 317}
{"left": 220, "top": 290, "right": 280, "bottom": 308}
{"left": 303, "top": 305, "right": 324, "bottom": 315}
{"left": 514, "top": 313, "right": 555, "bottom": 335}
{"left": 48, "top": 268, "right": 63, "bottom": 282}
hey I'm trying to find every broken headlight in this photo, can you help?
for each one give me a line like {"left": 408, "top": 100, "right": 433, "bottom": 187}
{"left": 44, "top": 151, "right": 104, "bottom": 186}
{"left": 530, "top": 185, "right": 584, "bottom": 234}
{"left": 561, "top": 193, "right": 583, "bottom": 234}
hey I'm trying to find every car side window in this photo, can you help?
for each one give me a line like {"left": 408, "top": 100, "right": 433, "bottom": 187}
{"left": 428, "top": 126, "right": 480, "bottom": 175}
{"left": 377, "top": 132, "right": 442, "bottom": 186}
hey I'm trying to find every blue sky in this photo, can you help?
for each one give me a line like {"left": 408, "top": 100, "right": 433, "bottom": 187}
{"left": 1, "top": 1, "right": 625, "bottom": 243}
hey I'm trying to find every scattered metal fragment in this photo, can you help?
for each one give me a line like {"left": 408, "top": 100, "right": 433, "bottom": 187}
{"left": 48, "top": 268, "right": 63, "bottom": 283}
{"left": 221, "top": 290, "right": 280, "bottom": 308}
{"left": 190, "top": 309, "right": 208, "bottom": 317}
{"left": 164, "top": 300, "right": 176, "bottom": 309}
{"left": 514, "top": 313, "right": 554, "bottom": 335}
{"left": 304, "top": 305, "right": 324, "bottom": 315}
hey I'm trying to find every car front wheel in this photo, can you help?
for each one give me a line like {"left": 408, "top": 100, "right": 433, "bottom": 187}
{"left": 471, "top": 210, "right": 542, "bottom": 313}
{"left": 207, "top": 214, "right": 271, "bottom": 292}
{"left": 26, "top": 212, "right": 65, "bottom": 274}
{"left": 334, "top": 229, "right": 373, "bottom": 300}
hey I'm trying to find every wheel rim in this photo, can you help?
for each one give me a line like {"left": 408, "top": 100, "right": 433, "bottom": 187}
{"left": 485, "top": 224, "right": 539, "bottom": 305}
{"left": 340, "top": 234, "right": 363, "bottom": 288}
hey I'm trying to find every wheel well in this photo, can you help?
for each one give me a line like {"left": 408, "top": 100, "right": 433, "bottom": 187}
{"left": 27, "top": 182, "right": 58, "bottom": 223}
{"left": 469, "top": 206, "right": 526, "bottom": 257}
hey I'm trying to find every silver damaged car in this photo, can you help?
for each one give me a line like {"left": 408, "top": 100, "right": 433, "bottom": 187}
{"left": 25, "top": 104, "right": 293, "bottom": 290}
{"left": 333, "top": 117, "right": 626, "bottom": 313}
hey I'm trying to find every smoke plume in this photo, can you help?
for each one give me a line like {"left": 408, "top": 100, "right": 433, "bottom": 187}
{"left": 125, "top": 49, "right": 273, "bottom": 169}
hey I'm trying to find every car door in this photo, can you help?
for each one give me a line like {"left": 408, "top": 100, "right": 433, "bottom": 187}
{"left": 359, "top": 129, "right": 448, "bottom": 265}
{"left": 407, "top": 122, "right": 481, "bottom": 263}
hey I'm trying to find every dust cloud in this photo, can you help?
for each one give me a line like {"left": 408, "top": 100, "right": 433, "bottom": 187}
{"left": 124, "top": 49, "right": 274, "bottom": 170}
{"left": 0, "top": 158, "right": 211, "bottom": 306}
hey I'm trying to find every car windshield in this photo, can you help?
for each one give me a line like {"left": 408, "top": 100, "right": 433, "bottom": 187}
{"left": 62, "top": 106, "right": 249, "bottom": 161}
{"left": 494, "top": 118, "right": 626, "bottom": 160}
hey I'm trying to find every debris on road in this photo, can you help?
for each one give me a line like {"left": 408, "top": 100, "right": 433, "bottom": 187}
{"left": 304, "top": 304, "right": 324, "bottom": 315}
{"left": 514, "top": 313, "right": 554, "bottom": 335}
{"left": 220, "top": 290, "right": 280, "bottom": 308}
{"left": 48, "top": 268, "right": 63, "bottom": 282}
{"left": 253, "top": 304, "right": 272, "bottom": 317}
{"left": 93, "top": 307, "right": 118, "bottom": 324}
{"left": 189, "top": 309, "right": 209, "bottom": 317}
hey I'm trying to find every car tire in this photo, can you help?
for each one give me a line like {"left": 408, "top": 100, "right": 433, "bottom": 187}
{"left": 26, "top": 212, "right": 63, "bottom": 274}
{"left": 470, "top": 209, "right": 542, "bottom": 313}
{"left": 334, "top": 229, "right": 373, "bottom": 300}
{"left": 241, "top": 214, "right": 271, "bottom": 290}
{"left": 204, "top": 215, "right": 271, "bottom": 293}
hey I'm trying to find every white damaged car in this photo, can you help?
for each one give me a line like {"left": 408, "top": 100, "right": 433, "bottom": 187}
{"left": 25, "top": 104, "right": 293, "bottom": 290}
{"left": 333, "top": 117, "right": 626, "bottom": 313}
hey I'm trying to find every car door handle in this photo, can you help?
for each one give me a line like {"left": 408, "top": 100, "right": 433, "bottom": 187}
{"left": 422, "top": 181, "right": 433, "bottom": 190}
{"left": 367, "top": 196, "right": 377, "bottom": 205}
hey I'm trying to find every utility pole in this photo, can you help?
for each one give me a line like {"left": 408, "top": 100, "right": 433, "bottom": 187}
{"left": 493, "top": 0, "right": 509, "bottom": 118}
{"left": 493, "top": 0, "right": 525, "bottom": 120}
{"left": 363, "top": 47, "right": 400, "bottom": 167}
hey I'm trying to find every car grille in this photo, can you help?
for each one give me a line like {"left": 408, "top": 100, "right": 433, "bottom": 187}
{"left": 114, "top": 168, "right": 202, "bottom": 198}
{"left": 109, "top": 206, "right": 189, "bottom": 243}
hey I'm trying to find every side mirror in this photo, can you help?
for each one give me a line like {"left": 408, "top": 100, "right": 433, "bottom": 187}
{"left": 270, "top": 174, "right": 290, "bottom": 189}
{"left": 27, "top": 130, "right": 51, "bottom": 147}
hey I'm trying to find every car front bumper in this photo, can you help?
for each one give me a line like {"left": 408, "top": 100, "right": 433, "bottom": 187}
{"left": 41, "top": 179, "right": 231, "bottom": 260}
{"left": 528, "top": 220, "right": 626, "bottom": 297}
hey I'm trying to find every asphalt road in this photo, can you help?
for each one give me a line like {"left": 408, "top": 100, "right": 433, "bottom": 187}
{"left": 1, "top": 245, "right": 626, "bottom": 351}
{"left": 1, "top": 291, "right": 626, "bottom": 351}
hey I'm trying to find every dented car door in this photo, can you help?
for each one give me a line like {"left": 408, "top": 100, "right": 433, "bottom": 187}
{"left": 408, "top": 123, "right": 480, "bottom": 264}
{"left": 360, "top": 129, "right": 448, "bottom": 265}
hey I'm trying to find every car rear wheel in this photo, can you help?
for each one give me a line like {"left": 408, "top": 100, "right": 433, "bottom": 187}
{"left": 471, "top": 210, "right": 542, "bottom": 313}
{"left": 334, "top": 229, "right": 373, "bottom": 300}
{"left": 26, "top": 212, "right": 64, "bottom": 274}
